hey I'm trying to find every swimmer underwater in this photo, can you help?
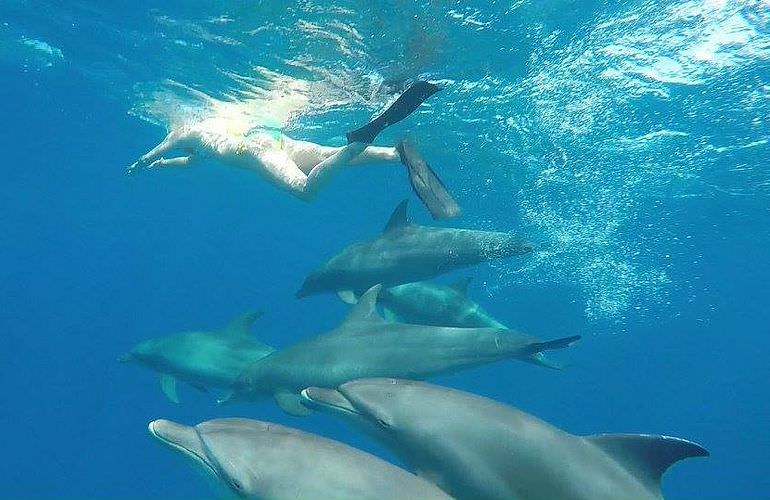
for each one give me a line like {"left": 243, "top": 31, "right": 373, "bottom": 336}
{"left": 128, "top": 81, "right": 460, "bottom": 219}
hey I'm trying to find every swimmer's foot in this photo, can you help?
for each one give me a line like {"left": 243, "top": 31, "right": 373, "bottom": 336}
{"left": 397, "top": 140, "right": 461, "bottom": 219}
{"left": 346, "top": 80, "right": 443, "bottom": 144}
{"left": 127, "top": 154, "right": 153, "bottom": 174}
{"left": 127, "top": 156, "right": 163, "bottom": 174}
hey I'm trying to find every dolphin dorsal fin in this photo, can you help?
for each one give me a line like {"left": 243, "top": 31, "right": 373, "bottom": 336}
{"left": 223, "top": 311, "right": 264, "bottom": 336}
{"left": 449, "top": 277, "right": 473, "bottom": 295}
{"left": 342, "top": 284, "right": 385, "bottom": 325}
{"left": 586, "top": 434, "right": 709, "bottom": 494}
{"left": 383, "top": 200, "right": 410, "bottom": 233}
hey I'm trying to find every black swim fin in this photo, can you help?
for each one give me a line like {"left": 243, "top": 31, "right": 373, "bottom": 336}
{"left": 347, "top": 80, "right": 443, "bottom": 144}
{"left": 397, "top": 140, "right": 462, "bottom": 219}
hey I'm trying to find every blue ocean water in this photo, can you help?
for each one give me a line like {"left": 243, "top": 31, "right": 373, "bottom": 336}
{"left": 1, "top": 0, "right": 768, "bottom": 498}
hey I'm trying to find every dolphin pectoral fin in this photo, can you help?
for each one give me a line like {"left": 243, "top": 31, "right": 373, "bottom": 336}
{"left": 586, "top": 434, "right": 709, "bottom": 495}
{"left": 274, "top": 390, "right": 311, "bottom": 417}
{"left": 337, "top": 290, "right": 358, "bottom": 304}
{"left": 159, "top": 374, "right": 180, "bottom": 404}
{"left": 525, "top": 335, "right": 582, "bottom": 355}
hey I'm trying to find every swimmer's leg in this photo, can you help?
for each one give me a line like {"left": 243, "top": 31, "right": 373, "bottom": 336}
{"left": 247, "top": 147, "right": 310, "bottom": 199}
{"left": 396, "top": 140, "right": 461, "bottom": 219}
{"left": 287, "top": 139, "right": 397, "bottom": 168}
{"left": 128, "top": 130, "right": 184, "bottom": 173}
{"left": 346, "top": 80, "right": 443, "bottom": 144}
{"left": 305, "top": 142, "right": 368, "bottom": 198}
{"left": 348, "top": 145, "right": 399, "bottom": 165}
{"left": 145, "top": 155, "right": 196, "bottom": 169}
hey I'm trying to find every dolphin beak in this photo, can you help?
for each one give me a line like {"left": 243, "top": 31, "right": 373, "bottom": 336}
{"left": 148, "top": 419, "right": 218, "bottom": 478}
{"left": 148, "top": 419, "right": 201, "bottom": 454}
{"left": 300, "top": 387, "right": 358, "bottom": 415}
{"left": 148, "top": 419, "right": 175, "bottom": 440}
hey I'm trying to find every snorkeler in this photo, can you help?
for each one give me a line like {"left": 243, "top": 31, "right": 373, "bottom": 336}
{"left": 128, "top": 81, "right": 460, "bottom": 218}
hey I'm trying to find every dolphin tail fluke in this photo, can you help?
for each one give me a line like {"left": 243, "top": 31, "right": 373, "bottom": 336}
{"left": 346, "top": 81, "right": 443, "bottom": 144}
{"left": 526, "top": 352, "right": 569, "bottom": 370}
{"left": 397, "top": 140, "right": 462, "bottom": 219}
{"left": 525, "top": 335, "right": 581, "bottom": 355}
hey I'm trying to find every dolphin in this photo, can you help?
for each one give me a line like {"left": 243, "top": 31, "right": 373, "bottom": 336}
{"left": 302, "top": 378, "right": 709, "bottom": 500}
{"left": 221, "top": 285, "right": 579, "bottom": 415}
{"left": 296, "top": 200, "right": 534, "bottom": 300}
{"left": 120, "top": 311, "right": 275, "bottom": 403}
{"left": 147, "top": 417, "right": 452, "bottom": 499}
{"left": 377, "top": 279, "right": 564, "bottom": 369}
{"left": 376, "top": 278, "right": 507, "bottom": 329}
